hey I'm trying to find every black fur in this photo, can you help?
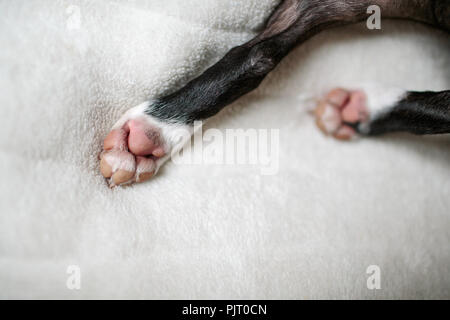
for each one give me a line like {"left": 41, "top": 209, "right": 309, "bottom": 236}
{"left": 145, "top": 0, "right": 449, "bottom": 136}
{"left": 146, "top": 42, "right": 283, "bottom": 124}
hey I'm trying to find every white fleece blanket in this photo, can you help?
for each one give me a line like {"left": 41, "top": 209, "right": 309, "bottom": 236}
{"left": 1, "top": 0, "right": 449, "bottom": 299}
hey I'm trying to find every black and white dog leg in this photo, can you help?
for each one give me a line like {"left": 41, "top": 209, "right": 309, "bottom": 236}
{"left": 100, "top": 101, "right": 193, "bottom": 187}
{"left": 315, "top": 84, "right": 450, "bottom": 139}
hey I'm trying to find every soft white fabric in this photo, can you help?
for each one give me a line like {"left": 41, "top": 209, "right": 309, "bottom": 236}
{"left": 0, "top": 0, "right": 449, "bottom": 299}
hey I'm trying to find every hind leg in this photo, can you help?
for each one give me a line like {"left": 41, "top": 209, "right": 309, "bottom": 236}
{"left": 315, "top": 85, "right": 450, "bottom": 139}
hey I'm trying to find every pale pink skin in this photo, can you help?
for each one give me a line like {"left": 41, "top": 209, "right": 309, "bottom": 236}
{"left": 315, "top": 88, "right": 369, "bottom": 140}
{"left": 100, "top": 118, "right": 166, "bottom": 187}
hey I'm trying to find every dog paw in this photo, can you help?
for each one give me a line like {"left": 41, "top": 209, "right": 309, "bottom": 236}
{"left": 314, "top": 88, "right": 368, "bottom": 140}
{"left": 100, "top": 102, "right": 192, "bottom": 187}
{"left": 314, "top": 85, "right": 405, "bottom": 140}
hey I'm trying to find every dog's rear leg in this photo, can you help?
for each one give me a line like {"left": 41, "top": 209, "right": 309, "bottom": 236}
{"left": 313, "top": 1, "right": 450, "bottom": 139}
{"left": 98, "top": 0, "right": 309, "bottom": 186}
{"left": 363, "top": 90, "right": 450, "bottom": 136}
{"left": 100, "top": 0, "right": 448, "bottom": 185}
{"left": 316, "top": 87, "right": 450, "bottom": 139}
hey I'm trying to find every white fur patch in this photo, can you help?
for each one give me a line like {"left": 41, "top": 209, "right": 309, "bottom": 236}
{"left": 355, "top": 83, "right": 406, "bottom": 134}
{"left": 111, "top": 101, "right": 194, "bottom": 174}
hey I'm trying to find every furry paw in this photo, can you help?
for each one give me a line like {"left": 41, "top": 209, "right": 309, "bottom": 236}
{"left": 100, "top": 102, "right": 192, "bottom": 187}
{"left": 315, "top": 85, "right": 405, "bottom": 140}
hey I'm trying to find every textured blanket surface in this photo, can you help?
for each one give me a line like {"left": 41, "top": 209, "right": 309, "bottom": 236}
{"left": 0, "top": 0, "right": 449, "bottom": 299}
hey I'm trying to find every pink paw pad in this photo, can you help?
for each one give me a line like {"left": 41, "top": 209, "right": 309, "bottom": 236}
{"left": 315, "top": 88, "right": 369, "bottom": 140}
{"left": 99, "top": 117, "right": 166, "bottom": 187}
